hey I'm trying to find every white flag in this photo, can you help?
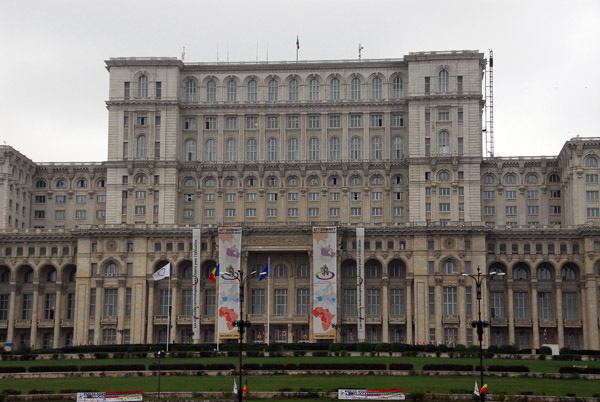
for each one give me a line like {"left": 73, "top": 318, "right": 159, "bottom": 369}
{"left": 153, "top": 263, "right": 171, "bottom": 281}
{"left": 233, "top": 378, "right": 237, "bottom": 394}
{"left": 473, "top": 381, "right": 480, "bottom": 396}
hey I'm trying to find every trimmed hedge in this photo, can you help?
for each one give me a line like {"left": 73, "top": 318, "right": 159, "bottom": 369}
{"left": 261, "top": 363, "right": 298, "bottom": 370}
{"left": 148, "top": 363, "right": 204, "bottom": 371}
{"left": 0, "top": 366, "right": 26, "bottom": 373}
{"left": 28, "top": 365, "right": 79, "bottom": 373}
{"left": 241, "top": 363, "right": 261, "bottom": 370}
{"left": 559, "top": 366, "right": 600, "bottom": 374}
{"left": 80, "top": 364, "right": 145, "bottom": 372}
{"left": 487, "top": 365, "right": 529, "bottom": 373}
{"left": 422, "top": 364, "right": 473, "bottom": 371}
{"left": 297, "top": 363, "right": 386, "bottom": 370}
{"left": 389, "top": 363, "right": 414, "bottom": 370}
{"left": 204, "top": 363, "right": 235, "bottom": 370}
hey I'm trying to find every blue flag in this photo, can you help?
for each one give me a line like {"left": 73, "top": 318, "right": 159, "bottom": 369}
{"left": 259, "top": 261, "right": 269, "bottom": 281}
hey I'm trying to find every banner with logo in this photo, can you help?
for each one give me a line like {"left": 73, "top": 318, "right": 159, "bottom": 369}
{"left": 356, "top": 228, "right": 365, "bottom": 341}
{"left": 312, "top": 226, "right": 337, "bottom": 339}
{"left": 338, "top": 389, "right": 405, "bottom": 400}
{"left": 192, "top": 228, "right": 201, "bottom": 342}
{"left": 77, "top": 392, "right": 143, "bottom": 402}
{"left": 218, "top": 227, "right": 242, "bottom": 340}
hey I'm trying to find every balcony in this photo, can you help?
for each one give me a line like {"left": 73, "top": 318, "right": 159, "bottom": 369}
{"left": 0, "top": 320, "right": 7, "bottom": 329}
{"left": 153, "top": 315, "right": 169, "bottom": 325}
{"left": 563, "top": 319, "right": 582, "bottom": 328}
{"left": 442, "top": 315, "right": 460, "bottom": 325}
{"left": 490, "top": 317, "right": 508, "bottom": 327}
{"left": 515, "top": 318, "right": 532, "bottom": 327}
{"left": 539, "top": 319, "right": 557, "bottom": 327}
{"left": 176, "top": 315, "right": 192, "bottom": 325}
{"left": 101, "top": 316, "right": 117, "bottom": 325}
{"left": 15, "top": 319, "right": 31, "bottom": 328}
{"left": 37, "top": 319, "right": 55, "bottom": 328}
{"left": 60, "top": 319, "right": 74, "bottom": 328}
{"left": 388, "top": 316, "right": 407, "bottom": 325}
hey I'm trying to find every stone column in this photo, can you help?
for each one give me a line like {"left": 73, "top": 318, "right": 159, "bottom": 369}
{"left": 147, "top": 280, "right": 155, "bottom": 343}
{"left": 406, "top": 280, "right": 413, "bottom": 344}
{"left": 583, "top": 279, "right": 598, "bottom": 350}
{"left": 507, "top": 282, "right": 515, "bottom": 345}
{"left": 30, "top": 284, "right": 40, "bottom": 349}
{"left": 170, "top": 279, "right": 178, "bottom": 344}
{"left": 531, "top": 284, "right": 539, "bottom": 349}
{"left": 555, "top": 284, "right": 564, "bottom": 347}
{"left": 381, "top": 273, "right": 389, "bottom": 343}
{"left": 7, "top": 284, "right": 16, "bottom": 343}
{"left": 94, "top": 280, "right": 103, "bottom": 345}
{"left": 53, "top": 283, "right": 63, "bottom": 348}
{"left": 434, "top": 278, "right": 443, "bottom": 344}
{"left": 457, "top": 278, "right": 466, "bottom": 345}
{"left": 117, "top": 280, "right": 126, "bottom": 344}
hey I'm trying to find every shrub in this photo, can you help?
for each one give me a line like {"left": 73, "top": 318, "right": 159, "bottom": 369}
{"left": 149, "top": 363, "right": 204, "bottom": 371}
{"left": 487, "top": 365, "right": 529, "bottom": 373}
{"left": 293, "top": 350, "right": 306, "bottom": 357}
{"left": 357, "top": 343, "right": 373, "bottom": 354}
{"left": 559, "top": 347, "right": 572, "bottom": 355}
{"left": 262, "top": 363, "right": 298, "bottom": 370}
{"left": 28, "top": 390, "right": 53, "bottom": 394}
{"left": 241, "top": 363, "right": 260, "bottom": 370}
{"left": 374, "top": 343, "right": 390, "bottom": 355}
{"left": 0, "top": 366, "right": 26, "bottom": 373}
{"left": 454, "top": 344, "right": 467, "bottom": 352}
{"left": 204, "top": 363, "right": 235, "bottom": 370}
{"left": 312, "top": 351, "right": 328, "bottom": 357}
{"left": 539, "top": 346, "right": 552, "bottom": 355}
{"left": 498, "top": 344, "right": 519, "bottom": 354}
{"left": 487, "top": 345, "right": 499, "bottom": 354}
{"left": 245, "top": 351, "right": 264, "bottom": 357}
{"left": 28, "top": 365, "right": 79, "bottom": 373}
{"left": 20, "top": 354, "right": 35, "bottom": 361}
{"left": 328, "top": 343, "right": 341, "bottom": 353}
{"left": 94, "top": 352, "right": 109, "bottom": 360}
{"left": 422, "top": 364, "right": 473, "bottom": 371}
{"left": 80, "top": 364, "right": 145, "bottom": 372}
{"left": 389, "top": 363, "right": 414, "bottom": 370}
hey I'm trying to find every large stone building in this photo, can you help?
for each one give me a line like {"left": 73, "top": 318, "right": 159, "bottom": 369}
{"left": 1, "top": 50, "right": 599, "bottom": 350}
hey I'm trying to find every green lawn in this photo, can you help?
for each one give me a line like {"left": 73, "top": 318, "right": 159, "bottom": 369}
{"left": 0, "top": 375, "right": 598, "bottom": 397}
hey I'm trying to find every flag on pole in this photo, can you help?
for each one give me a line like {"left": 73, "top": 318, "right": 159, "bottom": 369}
{"left": 259, "top": 261, "right": 269, "bottom": 281}
{"left": 243, "top": 380, "right": 249, "bottom": 393}
{"left": 153, "top": 263, "right": 171, "bottom": 281}
{"left": 473, "top": 381, "right": 479, "bottom": 396}
{"left": 233, "top": 378, "right": 237, "bottom": 394}
{"left": 480, "top": 384, "right": 488, "bottom": 394}
{"left": 296, "top": 36, "right": 300, "bottom": 50}
{"left": 209, "top": 264, "right": 220, "bottom": 283}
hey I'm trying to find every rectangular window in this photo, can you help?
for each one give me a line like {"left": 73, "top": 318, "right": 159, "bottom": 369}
{"left": 224, "top": 209, "right": 236, "bottom": 217}
{"left": 44, "top": 293, "right": 56, "bottom": 319}
{"left": 350, "top": 114, "right": 362, "bottom": 128}
{"left": 205, "top": 289, "right": 216, "bottom": 316}
{"left": 528, "top": 205, "right": 540, "bottom": 214}
{"left": 465, "top": 286, "right": 472, "bottom": 315}
{"left": 329, "top": 207, "right": 340, "bottom": 217}
{"left": 586, "top": 190, "right": 599, "bottom": 200}
{"left": 350, "top": 207, "right": 362, "bottom": 216}
{"left": 351, "top": 192, "right": 361, "bottom": 201}
{"left": 274, "top": 289, "right": 287, "bottom": 316}
{"left": 367, "top": 289, "right": 381, "bottom": 315}
{"left": 103, "top": 289, "right": 117, "bottom": 317}
{"left": 0, "top": 295, "right": 9, "bottom": 321}
{"left": 424, "top": 77, "right": 430, "bottom": 93}
{"left": 158, "top": 289, "right": 171, "bottom": 316}
{"left": 428, "top": 287, "right": 435, "bottom": 315}
{"left": 181, "top": 289, "right": 192, "bottom": 316}
{"left": 124, "top": 82, "right": 130, "bottom": 98}
{"left": 246, "top": 116, "right": 258, "bottom": 129}
{"left": 251, "top": 289, "right": 265, "bottom": 315}
{"left": 371, "top": 114, "right": 383, "bottom": 127}
{"left": 587, "top": 208, "right": 600, "bottom": 217}
{"left": 246, "top": 208, "right": 257, "bottom": 217}
{"left": 425, "top": 138, "right": 430, "bottom": 155}
{"left": 287, "top": 116, "right": 299, "bottom": 128}
{"left": 506, "top": 206, "right": 517, "bottom": 215}
{"left": 297, "top": 289, "right": 309, "bottom": 315}
{"left": 439, "top": 203, "right": 451, "bottom": 212}
{"left": 225, "top": 193, "right": 236, "bottom": 202}
{"left": 204, "top": 209, "right": 215, "bottom": 217}
{"left": 550, "top": 205, "right": 562, "bottom": 214}
{"left": 491, "top": 292, "right": 505, "bottom": 318}
{"left": 550, "top": 190, "right": 561, "bottom": 198}
{"left": 392, "top": 207, "right": 404, "bottom": 216}
{"left": 155, "top": 82, "right": 161, "bottom": 98}
{"left": 329, "top": 115, "right": 341, "bottom": 128}
{"left": 124, "top": 287, "right": 132, "bottom": 317}
{"left": 514, "top": 292, "right": 529, "bottom": 319}
{"left": 371, "top": 207, "right": 383, "bottom": 216}
{"left": 372, "top": 191, "right": 383, "bottom": 200}
{"left": 586, "top": 174, "right": 599, "bottom": 183}
{"left": 266, "top": 208, "right": 277, "bottom": 217}
{"left": 527, "top": 190, "right": 538, "bottom": 199}
{"left": 390, "top": 289, "right": 405, "bottom": 316}
{"left": 136, "top": 116, "right": 147, "bottom": 126}
{"left": 457, "top": 76, "right": 463, "bottom": 92}
{"left": 308, "top": 115, "right": 320, "bottom": 129}
{"left": 267, "top": 116, "right": 279, "bottom": 129}
{"left": 443, "top": 287, "right": 457, "bottom": 316}
{"left": 75, "top": 210, "right": 86, "bottom": 219}
{"left": 22, "top": 294, "right": 33, "bottom": 320}
{"left": 205, "top": 117, "right": 217, "bottom": 130}
{"left": 225, "top": 116, "right": 237, "bottom": 129}
{"left": 287, "top": 208, "right": 298, "bottom": 217}
{"left": 538, "top": 292, "right": 554, "bottom": 320}
{"left": 505, "top": 190, "right": 517, "bottom": 199}
{"left": 184, "top": 117, "right": 196, "bottom": 129}
{"left": 438, "top": 111, "right": 449, "bottom": 121}
{"left": 329, "top": 192, "right": 340, "bottom": 201}
{"left": 55, "top": 210, "right": 66, "bottom": 220}
{"left": 308, "top": 208, "right": 319, "bottom": 217}
{"left": 135, "top": 206, "right": 146, "bottom": 215}
{"left": 287, "top": 192, "right": 298, "bottom": 201}
{"left": 391, "top": 114, "right": 404, "bottom": 127}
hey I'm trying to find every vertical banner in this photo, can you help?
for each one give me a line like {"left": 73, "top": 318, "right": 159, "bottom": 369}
{"left": 192, "top": 229, "right": 201, "bottom": 342}
{"left": 356, "top": 228, "right": 366, "bottom": 341}
{"left": 312, "top": 226, "right": 337, "bottom": 340}
{"left": 218, "top": 227, "right": 242, "bottom": 340}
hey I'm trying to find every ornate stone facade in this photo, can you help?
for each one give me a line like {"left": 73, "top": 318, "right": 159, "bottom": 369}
{"left": 0, "top": 50, "right": 599, "bottom": 350}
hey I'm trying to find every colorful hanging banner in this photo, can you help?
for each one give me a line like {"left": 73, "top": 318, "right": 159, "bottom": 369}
{"left": 218, "top": 227, "right": 242, "bottom": 340}
{"left": 356, "top": 228, "right": 365, "bottom": 341}
{"left": 338, "top": 389, "right": 405, "bottom": 400}
{"left": 312, "top": 226, "right": 337, "bottom": 339}
{"left": 192, "top": 228, "right": 201, "bottom": 342}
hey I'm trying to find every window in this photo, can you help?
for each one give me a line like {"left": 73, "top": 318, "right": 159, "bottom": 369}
{"left": 562, "top": 292, "right": 578, "bottom": 321}
{"left": 350, "top": 137, "right": 362, "bottom": 160}
{"left": 329, "top": 137, "right": 340, "bottom": 160}
{"left": 251, "top": 289, "right": 265, "bottom": 315}
{"left": 205, "top": 139, "right": 216, "bottom": 161}
{"left": 274, "top": 289, "right": 287, "bottom": 315}
{"left": 225, "top": 116, "right": 237, "bottom": 130}
{"left": 371, "top": 137, "right": 383, "bottom": 159}
{"left": 268, "top": 79, "right": 278, "bottom": 102}
{"left": 550, "top": 205, "right": 562, "bottom": 214}
{"left": 75, "top": 210, "right": 86, "bottom": 219}
{"left": 367, "top": 289, "right": 381, "bottom": 315}
{"left": 287, "top": 115, "right": 299, "bottom": 129}
{"left": 138, "top": 75, "right": 148, "bottom": 97}
{"left": 428, "top": 287, "right": 435, "bottom": 315}
{"left": 585, "top": 156, "right": 599, "bottom": 167}
{"left": 205, "top": 117, "right": 217, "bottom": 130}
{"left": 288, "top": 79, "right": 298, "bottom": 101}
{"left": 136, "top": 135, "right": 147, "bottom": 157}
{"left": 372, "top": 77, "right": 382, "bottom": 99}
{"left": 538, "top": 292, "right": 554, "bottom": 320}
{"left": 424, "top": 77, "right": 430, "bottom": 93}
{"left": 527, "top": 190, "right": 538, "bottom": 199}
{"left": 586, "top": 174, "right": 598, "bottom": 183}
{"left": 528, "top": 206, "right": 539, "bottom": 215}
{"left": 184, "top": 139, "right": 196, "bottom": 161}
{"left": 442, "top": 260, "right": 457, "bottom": 274}
{"left": 330, "top": 78, "right": 340, "bottom": 100}
{"left": 205, "top": 289, "right": 216, "bottom": 316}
{"left": 266, "top": 208, "right": 277, "bottom": 217}
{"left": 350, "top": 114, "right": 362, "bottom": 128}
{"left": 186, "top": 80, "right": 196, "bottom": 102}
{"left": 391, "top": 114, "right": 404, "bottom": 127}
{"left": 247, "top": 80, "right": 257, "bottom": 102}
{"left": 309, "top": 79, "right": 319, "bottom": 101}
{"left": 393, "top": 76, "right": 403, "bottom": 98}
{"left": 158, "top": 289, "right": 171, "bottom": 316}
{"left": 351, "top": 77, "right": 361, "bottom": 99}
{"left": 124, "top": 82, "right": 130, "bottom": 98}
{"left": 490, "top": 292, "right": 505, "bottom": 318}
{"left": 343, "top": 288, "right": 357, "bottom": 316}
{"left": 225, "top": 138, "right": 237, "bottom": 161}
{"left": 156, "top": 82, "right": 162, "bottom": 98}
{"left": 439, "top": 70, "right": 448, "bottom": 92}
{"left": 297, "top": 289, "right": 310, "bottom": 315}
{"left": 438, "top": 111, "right": 449, "bottom": 121}
{"left": 506, "top": 206, "right": 517, "bottom": 215}
{"left": 267, "top": 138, "right": 279, "bottom": 160}
{"left": 438, "top": 131, "right": 450, "bottom": 154}
{"left": 103, "top": 288, "right": 118, "bottom": 316}
{"left": 245, "top": 138, "right": 257, "bottom": 161}
{"left": 549, "top": 173, "right": 561, "bottom": 183}
{"left": 227, "top": 80, "right": 237, "bottom": 102}
{"left": 588, "top": 208, "right": 600, "bottom": 217}
{"left": 246, "top": 116, "right": 258, "bottom": 129}
{"left": 457, "top": 76, "right": 463, "bottom": 92}
{"left": 246, "top": 208, "right": 256, "bottom": 217}
{"left": 206, "top": 80, "right": 216, "bottom": 102}
{"left": 350, "top": 207, "right": 362, "bottom": 216}
{"left": 329, "top": 115, "right": 341, "bottom": 128}
{"left": 443, "top": 287, "right": 457, "bottom": 315}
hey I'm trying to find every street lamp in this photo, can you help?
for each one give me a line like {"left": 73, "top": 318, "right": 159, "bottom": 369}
{"left": 225, "top": 268, "right": 266, "bottom": 402}
{"left": 156, "top": 350, "right": 163, "bottom": 400}
{"left": 462, "top": 266, "right": 504, "bottom": 402}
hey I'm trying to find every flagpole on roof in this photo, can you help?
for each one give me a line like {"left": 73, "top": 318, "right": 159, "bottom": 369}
{"left": 296, "top": 36, "right": 299, "bottom": 63}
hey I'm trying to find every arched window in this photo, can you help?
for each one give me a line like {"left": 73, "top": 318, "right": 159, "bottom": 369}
{"left": 186, "top": 80, "right": 196, "bottom": 102}
{"left": 370, "top": 137, "right": 383, "bottom": 160}
{"left": 267, "top": 176, "right": 278, "bottom": 186}
{"left": 442, "top": 260, "right": 457, "bottom": 274}
{"left": 246, "top": 139, "right": 257, "bottom": 161}
{"left": 224, "top": 177, "right": 236, "bottom": 187}
{"left": 351, "top": 176, "right": 362, "bottom": 186}
{"left": 182, "top": 264, "right": 192, "bottom": 279}
{"left": 24, "top": 268, "right": 34, "bottom": 283}
{"left": 105, "top": 262, "right": 119, "bottom": 277}
{"left": 136, "top": 174, "right": 148, "bottom": 184}
{"left": 274, "top": 264, "right": 288, "bottom": 278}
{"left": 309, "top": 79, "right": 319, "bottom": 101}
{"left": 246, "top": 177, "right": 257, "bottom": 187}
{"left": 393, "top": 76, "right": 403, "bottom": 98}
{"left": 185, "top": 139, "right": 196, "bottom": 161}
{"left": 351, "top": 77, "right": 361, "bottom": 99}
{"left": 438, "top": 131, "right": 450, "bottom": 154}
{"left": 366, "top": 261, "right": 382, "bottom": 278}
{"left": 585, "top": 156, "right": 598, "bottom": 167}
{"left": 204, "top": 178, "right": 216, "bottom": 187}
{"left": 288, "top": 138, "right": 299, "bottom": 160}
{"left": 548, "top": 173, "right": 560, "bottom": 183}
{"left": 205, "top": 139, "right": 216, "bottom": 161}
{"left": 184, "top": 178, "right": 195, "bottom": 187}
{"left": 35, "top": 179, "right": 47, "bottom": 188}
{"left": 96, "top": 179, "right": 106, "bottom": 188}
{"left": 439, "top": 171, "right": 450, "bottom": 181}
{"left": 490, "top": 263, "right": 506, "bottom": 280}
{"left": 439, "top": 70, "right": 448, "bottom": 92}
{"left": 287, "top": 177, "right": 299, "bottom": 186}
{"left": 371, "top": 176, "right": 383, "bottom": 185}
{"left": 526, "top": 174, "right": 539, "bottom": 183}
{"left": 393, "top": 176, "right": 404, "bottom": 185}
{"left": 389, "top": 260, "right": 406, "bottom": 278}
{"left": 56, "top": 179, "right": 67, "bottom": 188}
{"left": 514, "top": 265, "right": 529, "bottom": 280}
{"left": 504, "top": 174, "right": 517, "bottom": 184}
{"left": 393, "top": 136, "right": 404, "bottom": 159}
{"left": 288, "top": 79, "right": 298, "bottom": 101}
{"left": 268, "top": 79, "right": 278, "bottom": 102}
{"left": 226, "top": 139, "right": 237, "bottom": 161}
{"left": 47, "top": 268, "right": 57, "bottom": 282}
{"left": 372, "top": 77, "right": 382, "bottom": 99}
{"left": 138, "top": 75, "right": 148, "bottom": 97}
{"left": 537, "top": 264, "right": 553, "bottom": 280}
{"left": 308, "top": 176, "right": 320, "bottom": 186}
{"left": 247, "top": 80, "right": 257, "bottom": 102}
{"left": 67, "top": 268, "right": 76, "bottom": 282}
{"left": 206, "top": 80, "right": 216, "bottom": 102}
{"left": 226, "top": 80, "right": 237, "bottom": 102}
{"left": 0, "top": 269, "right": 10, "bottom": 283}
{"left": 309, "top": 138, "right": 320, "bottom": 160}
{"left": 484, "top": 174, "right": 495, "bottom": 184}
{"left": 350, "top": 136, "right": 362, "bottom": 160}
{"left": 76, "top": 179, "right": 87, "bottom": 188}
{"left": 561, "top": 264, "right": 577, "bottom": 281}
{"left": 342, "top": 261, "right": 356, "bottom": 278}
{"left": 268, "top": 138, "right": 278, "bottom": 160}
{"left": 330, "top": 78, "right": 340, "bottom": 100}
{"left": 329, "top": 137, "right": 340, "bottom": 160}
{"left": 136, "top": 135, "right": 147, "bottom": 157}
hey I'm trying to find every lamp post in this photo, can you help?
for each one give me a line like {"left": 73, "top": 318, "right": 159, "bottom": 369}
{"left": 225, "top": 268, "right": 265, "bottom": 402}
{"left": 156, "top": 350, "right": 163, "bottom": 400}
{"left": 462, "top": 266, "right": 504, "bottom": 402}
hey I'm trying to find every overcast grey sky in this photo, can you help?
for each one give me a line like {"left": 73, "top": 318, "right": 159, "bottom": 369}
{"left": 1, "top": 0, "right": 598, "bottom": 162}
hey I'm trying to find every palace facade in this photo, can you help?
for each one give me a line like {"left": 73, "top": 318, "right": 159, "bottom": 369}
{"left": 1, "top": 50, "right": 599, "bottom": 350}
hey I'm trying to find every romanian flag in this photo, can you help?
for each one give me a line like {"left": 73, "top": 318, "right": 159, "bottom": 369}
{"left": 209, "top": 264, "right": 220, "bottom": 283}
{"left": 296, "top": 36, "right": 300, "bottom": 50}
{"left": 243, "top": 380, "right": 249, "bottom": 393}
{"left": 480, "top": 384, "right": 488, "bottom": 394}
